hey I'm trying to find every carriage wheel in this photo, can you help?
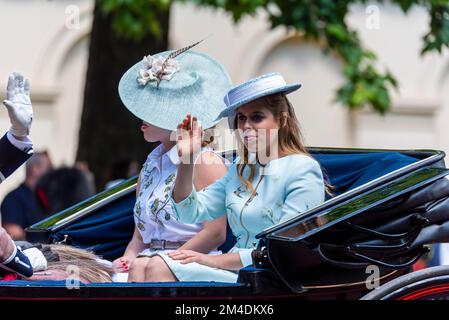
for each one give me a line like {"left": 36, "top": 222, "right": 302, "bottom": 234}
{"left": 360, "top": 266, "right": 449, "bottom": 300}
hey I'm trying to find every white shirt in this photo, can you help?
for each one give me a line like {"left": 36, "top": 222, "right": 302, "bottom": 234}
{"left": 134, "top": 144, "right": 204, "bottom": 243}
{"left": 7, "top": 131, "right": 33, "bottom": 154}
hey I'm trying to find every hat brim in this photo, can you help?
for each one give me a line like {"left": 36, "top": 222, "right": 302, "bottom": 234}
{"left": 217, "top": 83, "right": 301, "bottom": 127}
{"left": 118, "top": 51, "right": 231, "bottom": 131}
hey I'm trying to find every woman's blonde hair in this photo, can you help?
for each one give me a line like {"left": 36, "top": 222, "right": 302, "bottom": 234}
{"left": 234, "top": 93, "right": 311, "bottom": 194}
{"left": 40, "top": 244, "right": 113, "bottom": 283}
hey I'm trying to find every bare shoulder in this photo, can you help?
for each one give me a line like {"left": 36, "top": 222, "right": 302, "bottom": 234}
{"left": 194, "top": 151, "right": 228, "bottom": 176}
{"left": 195, "top": 151, "right": 227, "bottom": 166}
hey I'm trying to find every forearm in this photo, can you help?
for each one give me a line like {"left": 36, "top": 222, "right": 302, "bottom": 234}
{"left": 125, "top": 243, "right": 145, "bottom": 258}
{"left": 173, "top": 163, "right": 194, "bottom": 203}
{"left": 3, "top": 223, "right": 26, "bottom": 241}
{"left": 123, "top": 230, "right": 146, "bottom": 258}
{"left": 207, "top": 253, "right": 243, "bottom": 271}
{"left": 0, "top": 227, "right": 15, "bottom": 262}
{"left": 124, "top": 182, "right": 147, "bottom": 258}
{"left": 0, "top": 134, "right": 32, "bottom": 181}
{"left": 179, "top": 228, "right": 223, "bottom": 254}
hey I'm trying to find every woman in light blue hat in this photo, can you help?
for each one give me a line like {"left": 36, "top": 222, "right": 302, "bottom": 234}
{"left": 113, "top": 45, "right": 233, "bottom": 282}
{"left": 140, "top": 72, "right": 326, "bottom": 283}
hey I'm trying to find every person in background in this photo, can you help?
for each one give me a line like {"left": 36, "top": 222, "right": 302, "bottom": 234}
{"left": 104, "top": 159, "right": 140, "bottom": 190}
{"left": 1, "top": 151, "right": 52, "bottom": 242}
{"left": 34, "top": 167, "right": 95, "bottom": 216}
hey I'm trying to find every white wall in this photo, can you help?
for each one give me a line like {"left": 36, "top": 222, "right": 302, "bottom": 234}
{"left": 0, "top": 0, "right": 448, "bottom": 204}
{"left": 0, "top": 0, "right": 92, "bottom": 200}
{"left": 256, "top": 38, "right": 350, "bottom": 148}
{"left": 171, "top": 1, "right": 449, "bottom": 154}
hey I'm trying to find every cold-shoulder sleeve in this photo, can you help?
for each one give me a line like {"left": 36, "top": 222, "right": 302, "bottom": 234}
{"left": 279, "top": 156, "right": 325, "bottom": 223}
{"left": 171, "top": 167, "right": 232, "bottom": 224}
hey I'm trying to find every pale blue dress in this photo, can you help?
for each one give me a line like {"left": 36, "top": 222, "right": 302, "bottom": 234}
{"left": 159, "top": 154, "right": 325, "bottom": 283}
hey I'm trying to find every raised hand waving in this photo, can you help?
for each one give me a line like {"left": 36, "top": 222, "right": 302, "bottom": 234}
{"left": 3, "top": 72, "right": 33, "bottom": 138}
{"left": 176, "top": 114, "right": 204, "bottom": 164}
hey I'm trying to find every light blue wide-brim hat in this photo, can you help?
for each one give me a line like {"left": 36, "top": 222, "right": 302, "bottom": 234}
{"left": 216, "top": 72, "right": 301, "bottom": 129}
{"left": 119, "top": 50, "right": 231, "bottom": 130}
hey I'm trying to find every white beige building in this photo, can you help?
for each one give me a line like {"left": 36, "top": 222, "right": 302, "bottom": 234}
{"left": 0, "top": 0, "right": 448, "bottom": 202}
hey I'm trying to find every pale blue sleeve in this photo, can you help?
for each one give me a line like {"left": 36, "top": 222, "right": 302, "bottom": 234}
{"left": 238, "top": 249, "right": 253, "bottom": 267}
{"left": 229, "top": 247, "right": 253, "bottom": 267}
{"left": 171, "top": 170, "right": 229, "bottom": 224}
{"left": 279, "top": 157, "right": 325, "bottom": 223}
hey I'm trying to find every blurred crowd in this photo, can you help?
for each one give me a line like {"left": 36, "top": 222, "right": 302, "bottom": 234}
{"left": 0, "top": 151, "right": 139, "bottom": 242}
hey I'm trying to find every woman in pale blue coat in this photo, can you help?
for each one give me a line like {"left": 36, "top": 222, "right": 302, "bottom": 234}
{"left": 145, "top": 73, "right": 325, "bottom": 282}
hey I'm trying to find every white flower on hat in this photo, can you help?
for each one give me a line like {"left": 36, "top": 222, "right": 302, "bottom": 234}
{"left": 136, "top": 38, "right": 208, "bottom": 88}
{"left": 137, "top": 54, "right": 180, "bottom": 86}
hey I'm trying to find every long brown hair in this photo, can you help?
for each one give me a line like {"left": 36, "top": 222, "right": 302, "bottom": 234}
{"left": 234, "top": 93, "right": 311, "bottom": 194}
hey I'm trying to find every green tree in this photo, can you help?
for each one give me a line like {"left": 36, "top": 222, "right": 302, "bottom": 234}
{"left": 101, "top": 0, "right": 449, "bottom": 114}
{"left": 76, "top": 1, "right": 170, "bottom": 188}
{"left": 78, "top": 0, "right": 449, "bottom": 188}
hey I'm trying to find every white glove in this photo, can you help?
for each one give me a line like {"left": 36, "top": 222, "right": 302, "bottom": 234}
{"left": 3, "top": 72, "right": 33, "bottom": 138}
{"left": 23, "top": 247, "right": 47, "bottom": 272}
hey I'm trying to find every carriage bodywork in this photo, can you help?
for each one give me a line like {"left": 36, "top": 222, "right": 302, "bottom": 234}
{"left": 1, "top": 147, "right": 448, "bottom": 300}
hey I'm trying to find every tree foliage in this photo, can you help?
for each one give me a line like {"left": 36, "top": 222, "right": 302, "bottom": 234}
{"left": 100, "top": 0, "right": 171, "bottom": 41}
{"left": 77, "top": 1, "right": 169, "bottom": 188}
{"left": 98, "top": 0, "right": 449, "bottom": 114}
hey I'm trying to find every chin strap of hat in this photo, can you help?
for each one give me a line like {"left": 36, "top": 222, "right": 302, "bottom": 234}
{"left": 1, "top": 244, "right": 33, "bottom": 278}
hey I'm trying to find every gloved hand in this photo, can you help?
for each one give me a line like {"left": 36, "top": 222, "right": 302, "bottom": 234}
{"left": 3, "top": 72, "right": 33, "bottom": 138}
{"left": 22, "top": 247, "right": 47, "bottom": 272}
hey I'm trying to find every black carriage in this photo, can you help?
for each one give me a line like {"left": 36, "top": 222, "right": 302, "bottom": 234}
{"left": 1, "top": 146, "right": 449, "bottom": 300}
